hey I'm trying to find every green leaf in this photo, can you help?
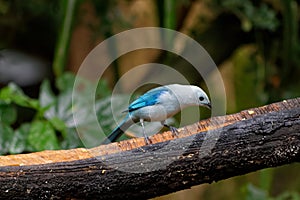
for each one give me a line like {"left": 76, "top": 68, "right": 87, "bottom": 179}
{"left": 27, "top": 120, "right": 60, "bottom": 151}
{"left": 96, "top": 79, "right": 111, "bottom": 98}
{"left": 245, "top": 183, "right": 269, "bottom": 200}
{"left": 274, "top": 191, "right": 300, "bottom": 200}
{"left": 56, "top": 89, "right": 73, "bottom": 123}
{"left": 96, "top": 94, "right": 129, "bottom": 134}
{"left": 0, "top": 102, "right": 17, "bottom": 125}
{"left": 39, "top": 79, "right": 56, "bottom": 118}
{"left": 56, "top": 72, "right": 76, "bottom": 92}
{"left": 0, "top": 83, "right": 39, "bottom": 110}
{"left": 220, "top": 0, "right": 278, "bottom": 32}
{"left": 60, "top": 128, "right": 83, "bottom": 149}
{"left": 49, "top": 73, "right": 113, "bottom": 148}
{"left": 0, "top": 123, "right": 14, "bottom": 155}
{"left": 49, "top": 116, "right": 67, "bottom": 137}
{"left": 9, "top": 123, "right": 30, "bottom": 154}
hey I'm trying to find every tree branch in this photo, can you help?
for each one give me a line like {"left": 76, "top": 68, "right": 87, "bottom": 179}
{"left": 0, "top": 98, "right": 299, "bottom": 199}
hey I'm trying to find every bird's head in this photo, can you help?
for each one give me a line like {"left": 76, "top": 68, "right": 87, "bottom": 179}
{"left": 191, "top": 86, "right": 211, "bottom": 109}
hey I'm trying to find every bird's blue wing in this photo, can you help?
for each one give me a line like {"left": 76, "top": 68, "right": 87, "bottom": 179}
{"left": 127, "top": 87, "right": 169, "bottom": 112}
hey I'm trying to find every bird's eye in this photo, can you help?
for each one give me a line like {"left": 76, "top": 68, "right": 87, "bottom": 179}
{"left": 199, "top": 96, "right": 204, "bottom": 101}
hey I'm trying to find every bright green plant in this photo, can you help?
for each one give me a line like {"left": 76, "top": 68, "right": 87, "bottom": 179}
{"left": 0, "top": 73, "right": 115, "bottom": 155}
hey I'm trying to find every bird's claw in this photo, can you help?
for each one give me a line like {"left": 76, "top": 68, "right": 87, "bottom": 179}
{"left": 144, "top": 136, "right": 151, "bottom": 145}
{"left": 169, "top": 126, "right": 179, "bottom": 137}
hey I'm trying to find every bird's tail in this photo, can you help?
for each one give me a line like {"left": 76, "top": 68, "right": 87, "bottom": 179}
{"left": 101, "top": 115, "right": 133, "bottom": 144}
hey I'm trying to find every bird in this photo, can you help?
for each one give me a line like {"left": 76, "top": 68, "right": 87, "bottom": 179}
{"left": 101, "top": 84, "right": 211, "bottom": 144}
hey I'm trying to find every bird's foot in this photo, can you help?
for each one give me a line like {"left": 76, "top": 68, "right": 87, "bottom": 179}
{"left": 144, "top": 136, "right": 151, "bottom": 145}
{"left": 169, "top": 126, "right": 179, "bottom": 137}
{"left": 162, "top": 122, "right": 179, "bottom": 137}
{"left": 140, "top": 119, "right": 151, "bottom": 145}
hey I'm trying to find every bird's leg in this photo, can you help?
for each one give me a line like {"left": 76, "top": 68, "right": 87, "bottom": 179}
{"left": 140, "top": 119, "right": 150, "bottom": 144}
{"left": 161, "top": 121, "right": 179, "bottom": 137}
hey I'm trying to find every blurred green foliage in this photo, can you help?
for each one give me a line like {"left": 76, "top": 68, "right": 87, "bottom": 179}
{"left": 53, "top": 0, "right": 79, "bottom": 77}
{"left": 215, "top": 0, "right": 279, "bottom": 31}
{"left": 0, "top": 73, "right": 113, "bottom": 154}
{"left": 243, "top": 183, "right": 300, "bottom": 200}
{"left": 207, "top": 0, "right": 300, "bottom": 110}
{"left": 232, "top": 45, "right": 268, "bottom": 108}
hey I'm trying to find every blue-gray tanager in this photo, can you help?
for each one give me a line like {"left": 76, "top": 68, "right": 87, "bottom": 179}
{"left": 102, "top": 84, "right": 211, "bottom": 144}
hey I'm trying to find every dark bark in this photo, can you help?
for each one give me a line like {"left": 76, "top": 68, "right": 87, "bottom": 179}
{"left": 0, "top": 98, "right": 299, "bottom": 200}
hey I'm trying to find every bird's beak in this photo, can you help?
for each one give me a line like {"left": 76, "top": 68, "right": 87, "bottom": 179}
{"left": 205, "top": 103, "right": 211, "bottom": 109}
